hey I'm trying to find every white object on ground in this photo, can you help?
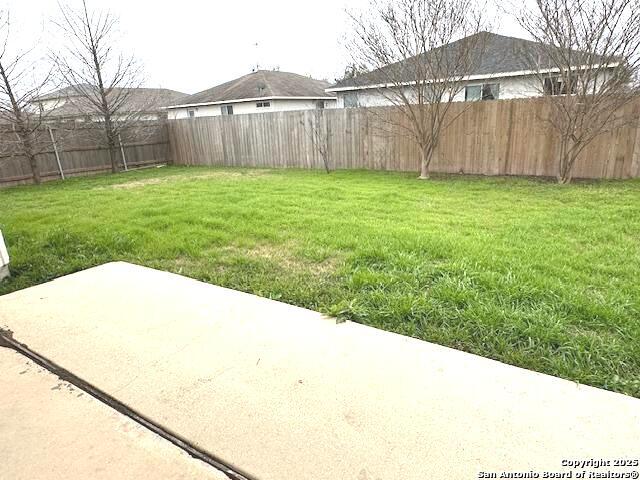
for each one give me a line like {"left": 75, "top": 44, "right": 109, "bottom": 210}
{"left": 0, "top": 348, "right": 228, "bottom": 480}
{"left": 0, "top": 262, "right": 638, "bottom": 480}
{"left": 0, "top": 229, "right": 9, "bottom": 281}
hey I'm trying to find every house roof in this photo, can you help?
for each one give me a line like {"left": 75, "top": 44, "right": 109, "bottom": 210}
{"left": 34, "top": 86, "right": 188, "bottom": 117}
{"left": 35, "top": 84, "right": 96, "bottom": 101}
{"left": 329, "top": 32, "right": 615, "bottom": 90}
{"left": 168, "top": 70, "right": 336, "bottom": 108}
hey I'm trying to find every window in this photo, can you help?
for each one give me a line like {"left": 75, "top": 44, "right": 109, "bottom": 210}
{"left": 256, "top": 101, "right": 271, "bottom": 108}
{"left": 543, "top": 76, "right": 577, "bottom": 96}
{"left": 316, "top": 100, "right": 325, "bottom": 109}
{"left": 465, "top": 83, "right": 500, "bottom": 101}
{"left": 483, "top": 83, "right": 500, "bottom": 100}
{"left": 187, "top": 109, "right": 195, "bottom": 118}
{"left": 220, "top": 105, "right": 234, "bottom": 115}
{"left": 465, "top": 85, "right": 482, "bottom": 101}
{"left": 343, "top": 92, "right": 359, "bottom": 108}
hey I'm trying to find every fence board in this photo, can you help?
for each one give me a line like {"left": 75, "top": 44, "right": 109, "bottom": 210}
{"left": 167, "top": 98, "right": 640, "bottom": 180}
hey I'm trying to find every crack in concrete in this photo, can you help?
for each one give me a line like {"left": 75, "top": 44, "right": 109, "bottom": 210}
{"left": 0, "top": 327, "right": 252, "bottom": 480}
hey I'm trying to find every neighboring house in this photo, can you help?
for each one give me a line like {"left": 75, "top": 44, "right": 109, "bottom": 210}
{"left": 326, "top": 32, "right": 619, "bottom": 107}
{"left": 166, "top": 70, "right": 337, "bottom": 119}
{"left": 32, "top": 85, "right": 188, "bottom": 122}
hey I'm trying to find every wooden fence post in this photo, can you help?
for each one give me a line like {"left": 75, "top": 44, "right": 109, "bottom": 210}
{"left": 48, "top": 126, "right": 65, "bottom": 180}
{"left": 118, "top": 133, "right": 128, "bottom": 171}
{"left": 631, "top": 121, "right": 640, "bottom": 178}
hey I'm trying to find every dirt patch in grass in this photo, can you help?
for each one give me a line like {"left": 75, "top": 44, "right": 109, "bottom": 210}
{"left": 159, "top": 244, "right": 340, "bottom": 280}
{"left": 243, "top": 244, "right": 340, "bottom": 276}
{"left": 189, "top": 170, "right": 272, "bottom": 181}
{"left": 109, "top": 178, "right": 167, "bottom": 189}
{"left": 189, "top": 243, "right": 343, "bottom": 278}
{"left": 99, "top": 169, "right": 273, "bottom": 190}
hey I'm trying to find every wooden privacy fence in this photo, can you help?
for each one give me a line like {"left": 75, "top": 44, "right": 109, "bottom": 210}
{"left": 0, "top": 121, "right": 170, "bottom": 187}
{"left": 168, "top": 98, "right": 640, "bottom": 179}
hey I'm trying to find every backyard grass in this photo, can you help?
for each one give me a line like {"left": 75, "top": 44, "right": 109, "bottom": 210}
{"left": 1, "top": 166, "right": 639, "bottom": 397}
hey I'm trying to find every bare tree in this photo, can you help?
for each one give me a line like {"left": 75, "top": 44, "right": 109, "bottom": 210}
{"left": 300, "top": 108, "right": 331, "bottom": 173}
{"left": 52, "top": 0, "right": 146, "bottom": 174}
{"left": 347, "top": 0, "right": 488, "bottom": 179}
{"left": 334, "top": 63, "right": 369, "bottom": 84}
{"left": 0, "top": 11, "right": 55, "bottom": 184}
{"left": 515, "top": 0, "right": 640, "bottom": 184}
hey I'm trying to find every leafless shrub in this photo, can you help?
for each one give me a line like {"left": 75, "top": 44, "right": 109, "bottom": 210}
{"left": 0, "top": 11, "right": 57, "bottom": 184}
{"left": 515, "top": 0, "right": 640, "bottom": 184}
{"left": 347, "top": 0, "right": 489, "bottom": 178}
{"left": 51, "top": 0, "right": 150, "bottom": 174}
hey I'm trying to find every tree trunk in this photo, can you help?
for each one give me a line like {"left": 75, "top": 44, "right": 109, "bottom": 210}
{"left": 105, "top": 123, "right": 119, "bottom": 173}
{"left": 557, "top": 136, "right": 578, "bottom": 184}
{"left": 418, "top": 144, "right": 434, "bottom": 180}
{"left": 558, "top": 170, "right": 572, "bottom": 184}
{"left": 321, "top": 152, "right": 330, "bottom": 174}
{"left": 27, "top": 152, "right": 41, "bottom": 185}
{"left": 19, "top": 128, "right": 41, "bottom": 185}
{"left": 108, "top": 141, "right": 119, "bottom": 173}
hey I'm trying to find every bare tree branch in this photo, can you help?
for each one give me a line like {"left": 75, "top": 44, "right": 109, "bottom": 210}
{"left": 514, "top": 0, "right": 640, "bottom": 183}
{"left": 300, "top": 107, "right": 331, "bottom": 173}
{"left": 51, "top": 0, "right": 148, "bottom": 173}
{"left": 0, "top": 10, "right": 58, "bottom": 184}
{"left": 346, "top": 0, "right": 490, "bottom": 178}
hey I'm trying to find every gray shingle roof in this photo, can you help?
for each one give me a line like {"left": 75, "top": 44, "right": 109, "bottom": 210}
{"left": 170, "top": 70, "right": 336, "bottom": 107}
{"left": 35, "top": 84, "right": 95, "bottom": 101}
{"left": 34, "top": 86, "right": 188, "bottom": 116}
{"left": 330, "top": 32, "right": 612, "bottom": 89}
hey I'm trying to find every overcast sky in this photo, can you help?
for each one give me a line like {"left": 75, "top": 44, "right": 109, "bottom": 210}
{"left": 1, "top": 0, "right": 530, "bottom": 95}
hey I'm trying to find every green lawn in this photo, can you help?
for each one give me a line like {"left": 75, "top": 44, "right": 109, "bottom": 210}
{"left": 1, "top": 166, "right": 639, "bottom": 397}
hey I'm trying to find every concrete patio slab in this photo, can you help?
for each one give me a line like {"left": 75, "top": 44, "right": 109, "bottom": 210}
{"left": 0, "top": 262, "right": 638, "bottom": 480}
{"left": 0, "top": 348, "right": 227, "bottom": 480}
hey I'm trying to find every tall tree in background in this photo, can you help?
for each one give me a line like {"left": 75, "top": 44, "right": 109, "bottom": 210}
{"left": 347, "top": 0, "right": 488, "bottom": 179}
{"left": 0, "top": 11, "right": 55, "bottom": 184}
{"left": 52, "top": 0, "right": 144, "bottom": 173}
{"left": 516, "top": 0, "right": 640, "bottom": 184}
{"left": 334, "top": 63, "right": 369, "bottom": 84}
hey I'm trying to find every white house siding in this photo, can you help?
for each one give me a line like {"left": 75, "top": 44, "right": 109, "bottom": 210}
{"left": 334, "top": 75, "right": 543, "bottom": 108}
{"left": 168, "top": 98, "right": 337, "bottom": 119}
{"left": 274, "top": 98, "right": 337, "bottom": 112}
{"left": 37, "top": 98, "right": 65, "bottom": 111}
{"left": 86, "top": 114, "right": 159, "bottom": 122}
{"left": 452, "top": 75, "right": 541, "bottom": 101}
